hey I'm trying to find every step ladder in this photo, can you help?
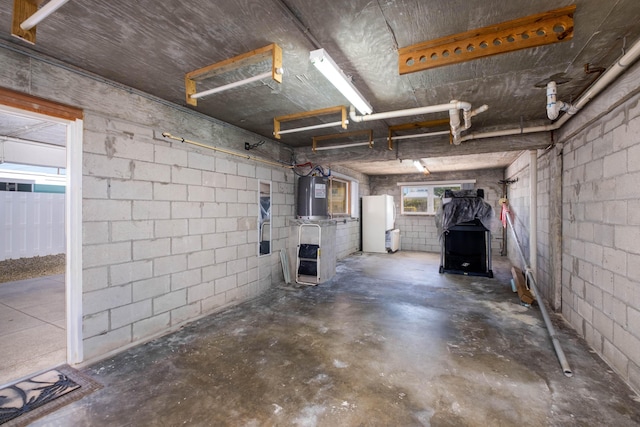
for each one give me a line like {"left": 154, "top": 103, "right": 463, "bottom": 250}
{"left": 296, "top": 223, "right": 321, "bottom": 286}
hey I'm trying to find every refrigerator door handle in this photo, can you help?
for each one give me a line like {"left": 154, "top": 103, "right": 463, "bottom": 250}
{"left": 392, "top": 200, "right": 397, "bottom": 226}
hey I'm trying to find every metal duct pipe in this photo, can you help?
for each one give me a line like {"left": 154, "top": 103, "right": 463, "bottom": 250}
{"left": 504, "top": 203, "right": 573, "bottom": 377}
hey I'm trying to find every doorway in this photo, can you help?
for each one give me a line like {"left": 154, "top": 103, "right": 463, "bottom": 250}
{"left": 0, "top": 93, "right": 83, "bottom": 386}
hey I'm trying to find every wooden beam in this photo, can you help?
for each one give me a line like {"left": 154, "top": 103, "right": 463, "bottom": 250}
{"left": 399, "top": 5, "right": 576, "bottom": 75}
{"left": 11, "top": 0, "right": 38, "bottom": 44}
{"left": 0, "top": 86, "right": 83, "bottom": 121}
{"left": 185, "top": 44, "right": 282, "bottom": 107}
{"left": 273, "top": 106, "right": 347, "bottom": 140}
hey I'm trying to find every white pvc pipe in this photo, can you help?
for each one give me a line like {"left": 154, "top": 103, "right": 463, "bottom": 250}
{"left": 574, "top": 38, "right": 640, "bottom": 112}
{"left": 547, "top": 81, "right": 578, "bottom": 120}
{"left": 546, "top": 81, "right": 560, "bottom": 120}
{"left": 20, "top": 0, "right": 70, "bottom": 30}
{"left": 449, "top": 100, "right": 462, "bottom": 142}
{"left": 349, "top": 101, "right": 471, "bottom": 123}
{"left": 191, "top": 71, "right": 272, "bottom": 99}
{"left": 530, "top": 150, "right": 538, "bottom": 284}
{"left": 276, "top": 120, "right": 348, "bottom": 136}
{"left": 462, "top": 36, "right": 640, "bottom": 143}
{"left": 349, "top": 101, "right": 483, "bottom": 146}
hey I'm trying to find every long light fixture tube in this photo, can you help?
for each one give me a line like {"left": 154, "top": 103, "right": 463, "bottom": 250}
{"left": 20, "top": 0, "right": 70, "bottom": 30}
{"left": 310, "top": 48, "right": 373, "bottom": 115}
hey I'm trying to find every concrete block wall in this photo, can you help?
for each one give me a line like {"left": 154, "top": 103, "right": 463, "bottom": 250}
{"left": 505, "top": 149, "right": 560, "bottom": 308}
{"left": 504, "top": 152, "right": 531, "bottom": 264}
{"left": 535, "top": 151, "right": 553, "bottom": 305}
{"left": 369, "top": 169, "right": 504, "bottom": 253}
{"left": 0, "top": 47, "right": 294, "bottom": 362}
{"left": 82, "top": 122, "right": 295, "bottom": 359}
{"left": 335, "top": 219, "right": 361, "bottom": 259}
{"left": 395, "top": 215, "right": 438, "bottom": 252}
{"left": 558, "top": 80, "right": 640, "bottom": 393}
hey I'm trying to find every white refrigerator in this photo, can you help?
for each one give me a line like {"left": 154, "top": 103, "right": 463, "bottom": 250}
{"left": 362, "top": 195, "right": 398, "bottom": 253}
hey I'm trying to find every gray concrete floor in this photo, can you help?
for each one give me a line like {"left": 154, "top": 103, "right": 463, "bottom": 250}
{"left": 33, "top": 252, "right": 640, "bottom": 426}
{"left": 0, "top": 274, "right": 66, "bottom": 386}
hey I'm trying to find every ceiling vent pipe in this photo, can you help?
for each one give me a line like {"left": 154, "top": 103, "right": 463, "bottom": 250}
{"left": 349, "top": 101, "right": 488, "bottom": 145}
{"left": 546, "top": 81, "right": 578, "bottom": 120}
{"left": 461, "top": 36, "right": 640, "bottom": 143}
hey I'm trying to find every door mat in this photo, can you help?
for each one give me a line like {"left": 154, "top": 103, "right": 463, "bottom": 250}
{"left": 0, "top": 365, "right": 102, "bottom": 426}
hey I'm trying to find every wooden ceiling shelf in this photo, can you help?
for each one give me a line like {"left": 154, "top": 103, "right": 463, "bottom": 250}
{"left": 185, "top": 43, "right": 283, "bottom": 106}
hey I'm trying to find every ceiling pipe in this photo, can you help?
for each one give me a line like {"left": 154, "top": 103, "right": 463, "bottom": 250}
{"left": 349, "top": 101, "right": 487, "bottom": 145}
{"left": 546, "top": 81, "right": 578, "bottom": 120}
{"left": 461, "top": 35, "right": 640, "bottom": 143}
{"left": 450, "top": 102, "right": 489, "bottom": 145}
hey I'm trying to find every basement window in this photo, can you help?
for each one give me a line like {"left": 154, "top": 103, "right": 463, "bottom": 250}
{"left": 329, "top": 173, "right": 359, "bottom": 218}
{"left": 400, "top": 182, "right": 468, "bottom": 215}
{"left": 330, "top": 177, "right": 349, "bottom": 215}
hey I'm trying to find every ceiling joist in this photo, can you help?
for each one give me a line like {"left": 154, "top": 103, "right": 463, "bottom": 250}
{"left": 185, "top": 43, "right": 283, "bottom": 106}
{"left": 398, "top": 5, "right": 576, "bottom": 75}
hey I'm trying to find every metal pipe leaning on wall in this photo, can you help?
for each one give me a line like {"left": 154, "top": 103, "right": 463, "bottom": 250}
{"left": 162, "top": 132, "right": 293, "bottom": 169}
{"left": 503, "top": 202, "right": 573, "bottom": 377}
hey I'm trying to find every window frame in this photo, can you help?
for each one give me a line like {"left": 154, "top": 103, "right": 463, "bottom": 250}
{"left": 328, "top": 172, "right": 359, "bottom": 218}
{"left": 398, "top": 180, "right": 475, "bottom": 216}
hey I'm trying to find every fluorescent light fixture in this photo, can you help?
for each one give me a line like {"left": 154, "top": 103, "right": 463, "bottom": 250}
{"left": 20, "top": 0, "right": 70, "bottom": 31}
{"left": 310, "top": 48, "right": 373, "bottom": 115}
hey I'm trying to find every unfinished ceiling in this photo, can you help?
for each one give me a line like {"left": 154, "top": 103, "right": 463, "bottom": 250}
{"left": 1, "top": 0, "right": 639, "bottom": 175}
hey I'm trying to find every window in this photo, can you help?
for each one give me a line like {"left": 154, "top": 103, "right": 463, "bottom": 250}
{"left": 329, "top": 177, "right": 349, "bottom": 215}
{"left": 400, "top": 182, "right": 463, "bottom": 215}
{"left": 328, "top": 173, "right": 359, "bottom": 217}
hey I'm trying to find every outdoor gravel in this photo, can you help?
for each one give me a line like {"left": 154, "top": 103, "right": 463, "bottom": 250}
{"left": 0, "top": 254, "right": 66, "bottom": 284}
